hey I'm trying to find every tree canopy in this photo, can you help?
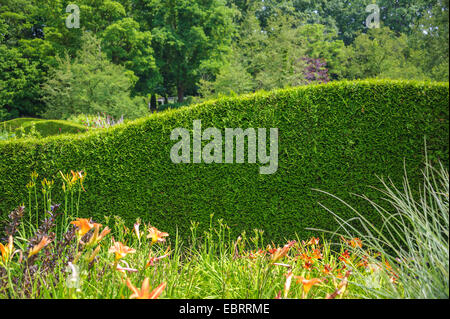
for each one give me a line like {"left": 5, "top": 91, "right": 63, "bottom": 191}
{"left": 0, "top": 0, "right": 448, "bottom": 120}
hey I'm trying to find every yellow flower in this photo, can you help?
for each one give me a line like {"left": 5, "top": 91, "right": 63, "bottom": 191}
{"left": 0, "top": 236, "right": 13, "bottom": 265}
{"left": 30, "top": 171, "right": 38, "bottom": 181}
{"left": 28, "top": 236, "right": 51, "bottom": 258}
{"left": 126, "top": 278, "right": 166, "bottom": 299}
{"left": 147, "top": 226, "right": 169, "bottom": 244}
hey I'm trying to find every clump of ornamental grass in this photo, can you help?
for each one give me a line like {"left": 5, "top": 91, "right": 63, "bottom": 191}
{"left": 312, "top": 158, "right": 449, "bottom": 299}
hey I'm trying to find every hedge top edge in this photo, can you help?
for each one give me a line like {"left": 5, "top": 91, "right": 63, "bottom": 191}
{"left": 1, "top": 79, "right": 448, "bottom": 147}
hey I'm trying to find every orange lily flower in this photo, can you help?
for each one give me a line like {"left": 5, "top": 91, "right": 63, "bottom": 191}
{"left": 298, "top": 252, "right": 312, "bottom": 262}
{"left": 98, "top": 226, "right": 111, "bottom": 241}
{"left": 71, "top": 218, "right": 95, "bottom": 238}
{"left": 358, "top": 255, "right": 369, "bottom": 268}
{"left": 307, "top": 237, "right": 320, "bottom": 246}
{"left": 269, "top": 246, "right": 290, "bottom": 263}
{"left": 109, "top": 239, "right": 136, "bottom": 260}
{"left": 323, "top": 264, "right": 333, "bottom": 275}
{"left": 28, "top": 236, "right": 51, "bottom": 257}
{"left": 295, "top": 276, "right": 322, "bottom": 296}
{"left": 0, "top": 236, "right": 13, "bottom": 265}
{"left": 75, "top": 170, "right": 86, "bottom": 191}
{"left": 340, "top": 236, "right": 363, "bottom": 248}
{"left": 312, "top": 249, "right": 323, "bottom": 259}
{"left": 268, "top": 241, "right": 295, "bottom": 263}
{"left": 147, "top": 226, "right": 169, "bottom": 244}
{"left": 87, "top": 224, "right": 111, "bottom": 246}
{"left": 126, "top": 278, "right": 166, "bottom": 299}
{"left": 146, "top": 249, "right": 170, "bottom": 268}
{"left": 303, "top": 261, "right": 313, "bottom": 270}
{"left": 339, "top": 250, "right": 351, "bottom": 263}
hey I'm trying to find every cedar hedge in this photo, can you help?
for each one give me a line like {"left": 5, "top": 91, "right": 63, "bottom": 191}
{"left": 14, "top": 120, "right": 88, "bottom": 138}
{"left": 0, "top": 80, "right": 448, "bottom": 242}
{"left": 1, "top": 118, "right": 45, "bottom": 131}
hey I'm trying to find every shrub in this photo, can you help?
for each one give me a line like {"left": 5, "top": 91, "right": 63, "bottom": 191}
{"left": 0, "top": 118, "right": 45, "bottom": 131}
{"left": 0, "top": 80, "right": 448, "bottom": 242}
{"left": 14, "top": 120, "right": 88, "bottom": 138}
{"left": 41, "top": 32, "right": 147, "bottom": 120}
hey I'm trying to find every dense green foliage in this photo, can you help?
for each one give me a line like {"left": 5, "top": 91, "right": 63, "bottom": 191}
{"left": 0, "top": 80, "right": 448, "bottom": 242}
{"left": 41, "top": 32, "right": 146, "bottom": 120}
{"left": 14, "top": 120, "right": 87, "bottom": 138}
{"left": 1, "top": 0, "right": 448, "bottom": 120}
{"left": 1, "top": 118, "right": 45, "bottom": 131}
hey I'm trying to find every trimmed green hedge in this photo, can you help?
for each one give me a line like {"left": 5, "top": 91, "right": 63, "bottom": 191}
{"left": 1, "top": 118, "right": 45, "bottom": 131}
{"left": 14, "top": 120, "right": 88, "bottom": 138}
{"left": 0, "top": 80, "right": 448, "bottom": 242}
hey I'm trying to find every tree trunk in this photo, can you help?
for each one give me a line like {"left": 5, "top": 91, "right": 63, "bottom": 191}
{"left": 177, "top": 85, "right": 185, "bottom": 103}
{"left": 150, "top": 94, "right": 157, "bottom": 113}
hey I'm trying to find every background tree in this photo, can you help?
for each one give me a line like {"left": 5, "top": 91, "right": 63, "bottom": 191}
{"left": 41, "top": 32, "right": 146, "bottom": 119}
{"left": 133, "top": 0, "right": 235, "bottom": 102}
{"left": 345, "top": 27, "right": 428, "bottom": 80}
{"left": 101, "top": 17, "right": 157, "bottom": 95}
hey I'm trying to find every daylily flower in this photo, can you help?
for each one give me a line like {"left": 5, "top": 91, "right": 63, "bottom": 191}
{"left": 294, "top": 276, "right": 322, "bottom": 296}
{"left": 71, "top": 218, "right": 95, "bottom": 238}
{"left": 340, "top": 236, "right": 363, "bottom": 248}
{"left": 146, "top": 251, "right": 170, "bottom": 268}
{"left": 311, "top": 249, "right": 323, "bottom": 259}
{"left": 384, "top": 260, "right": 399, "bottom": 283}
{"left": 87, "top": 224, "right": 110, "bottom": 246}
{"left": 116, "top": 260, "right": 138, "bottom": 273}
{"left": 297, "top": 252, "right": 312, "bottom": 263}
{"left": 0, "top": 236, "right": 13, "bottom": 265}
{"left": 323, "top": 264, "right": 333, "bottom": 275}
{"left": 339, "top": 250, "right": 351, "bottom": 263}
{"left": 28, "top": 236, "right": 51, "bottom": 257}
{"left": 67, "top": 170, "right": 86, "bottom": 190}
{"left": 247, "top": 249, "right": 266, "bottom": 259}
{"left": 109, "top": 239, "right": 136, "bottom": 260}
{"left": 303, "top": 261, "right": 313, "bottom": 270}
{"left": 126, "top": 278, "right": 166, "bottom": 299}
{"left": 358, "top": 255, "right": 369, "bottom": 268}
{"left": 283, "top": 272, "right": 294, "bottom": 299}
{"left": 269, "top": 246, "right": 290, "bottom": 263}
{"left": 326, "top": 270, "right": 351, "bottom": 299}
{"left": 268, "top": 241, "right": 296, "bottom": 263}
{"left": 307, "top": 237, "right": 320, "bottom": 246}
{"left": 147, "top": 226, "right": 169, "bottom": 244}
